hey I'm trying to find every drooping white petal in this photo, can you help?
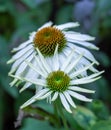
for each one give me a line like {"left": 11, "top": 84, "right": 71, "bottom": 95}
{"left": 8, "top": 49, "right": 34, "bottom": 74}
{"left": 82, "top": 71, "right": 104, "bottom": 80}
{"left": 53, "top": 44, "right": 59, "bottom": 71}
{"left": 38, "top": 21, "right": 53, "bottom": 31}
{"left": 59, "top": 93, "right": 72, "bottom": 113}
{"left": 34, "top": 55, "right": 48, "bottom": 76}
{"left": 9, "top": 78, "right": 18, "bottom": 87}
{"left": 56, "top": 22, "right": 79, "bottom": 30}
{"left": 10, "top": 74, "right": 46, "bottom": 87}
{"left": 20, "top": 82, "right": 32, "bottom": 93}
{"left": 11, "top": 44, "right": 33, "bottom": 60}
{"left": 69, "top": 38, "right": 98, "bottom": 50}
{"left": 25, "top": 60, "right": 47, "bottom": 78}
{"left": 37, "top": 91, "right": 52, "bottom": 100}
{"left": 65, "top": 53, "right": 83, "bottom": 74}
{"left": 67, "top": 42, "right": 99, "bottom": 64}
{"left": 68, "top": 90, "right": 92, "bottom": 102}
{"left": 70, "top": 76, "right": 101, "bottom": 85}
{"left": 36, "top": 48, "right": 51, "bottom": 73}
{"left": 21, "top": 88, "right": 49, "bottom": 109}
{"left": 51, "top": 92, "right": 58, "bottom": 101}
{"left": 69, "top": 86, "right": 95, "bottom": 93}
{"left": 12, "top": 39, "right": 32, "bottom": 52}
{"left": 15, "top": 54, "right": 34, "bottom": 75}
{"left": 61, "top": 49, "right": 75, "bottom": 71}
{"left": 70, "top": 62, "right": 95, "bottom": 78}
{"left": 65, "top": 32, "right": 95, "bottom": 41}
{"left": 64, "top": 91, "right": 76, "bottom": 108}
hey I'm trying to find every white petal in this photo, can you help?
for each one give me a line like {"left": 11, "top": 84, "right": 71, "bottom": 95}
{"left": 65, "top": 33, "right": 95, "bottom": 41}
{"left": 61, "top": 49, "right": 75, "bottom": 71}
{"left": 12, "top": 44, "right": 33, "bottom": 60}
{"left": 69, "top": 86, "right": 95, "bottom": 93}
{"left": 15, "top": 54, "right": 34, "bottom": 75}
{"left": 36, "top": 48, "right": 51, "bottom": 73}
{"left": 20, "top": 82, "right": 32, "bottom": 93}
{"left": 70, "top": 76, "right": 101, "bottom": 85}
{"left": 56, "top": 22, "right": 79, "bottom": 30}
{"left": 20, "top": 88, "right": 49, "bottom": 109}
{"left": 67, "top": 37, "right": 99, "bottom": 50}
{"left": 9, "top": 78, "right": 18, "bottom": 87}
{"left": 10, "top": 74, "right": 46, "bottom": 87}
{"left": 34, "top": 55, "right": 48, "bottom": 76}
{"left": 51, "top": 92, "right": 58, "bottom": 101}
{"left": 67, "top": 42, "right": 99, "bottom": 64}
{"left": 53, "top": 44, "right": 59, "bottom": 71}
{"left": 12, "top": 39, "right": 32, "bottom": 52}
{"left": 25, "top": 60, "right": 47, "bottom": 78}
{"left": 22, "top": 78, "right": 46, "bottom": 87}
{"left": 64, "top": 91, "right": 76, "bottom": 108}
{"left": 59, "top": 93, "right": 72, "bottom": 113}
{"left": 68, "top": 90, "right": 92, "bottom": 102}
{"left": 8, "top": 49, "right": 34, "bottom": 74}
{"left": 37, "top": 91, "right": 52, "bottom": 100}
{"left": 70, "top": 62, "right": 95, "bottom": 78}
{"left": 65, "top": 53, "right": 83, "bottom": 74}
{"left": 38, "top": 21, "right": 53, "bottom": 30}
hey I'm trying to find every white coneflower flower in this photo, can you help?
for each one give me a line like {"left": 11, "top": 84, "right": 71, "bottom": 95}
{"left": 10, "top": 46, "right": 103, "bottom": 113}
{"left": 7, "top": 21, "right": 99, "bottom": 90}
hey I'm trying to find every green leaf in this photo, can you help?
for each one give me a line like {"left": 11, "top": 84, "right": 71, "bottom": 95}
{"left": 20, "top": 118, "right": 64, "bottom": 130}
{"left": 87, "top": 100, "right": 110, "bottom": 120}
{"left": 72, "top": 106, "right": 97, "bottom": 129}
{"left": 89, "top": 120, "right": 111, "bottom": 130}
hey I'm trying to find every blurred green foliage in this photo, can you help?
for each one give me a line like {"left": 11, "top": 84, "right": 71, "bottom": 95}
{"left": 0, "top": 0, "right": 111, "bottom": 130}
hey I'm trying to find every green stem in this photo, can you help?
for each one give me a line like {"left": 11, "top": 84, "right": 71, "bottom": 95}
{"left": 53, "top": 101, "right": 61, "bottom": 128}
{"left": 59, "top": 107, "right": 69, "bottom": 130}
{"left": 58, "top": 100, "right": 69, "bottom": 130}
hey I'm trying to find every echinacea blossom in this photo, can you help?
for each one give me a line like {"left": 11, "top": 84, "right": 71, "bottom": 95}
{"left": 7, "top": 21, "right": 99, "bottom": 90}
{"left": 10, "top": 46, "right": 103, "bottom": 113}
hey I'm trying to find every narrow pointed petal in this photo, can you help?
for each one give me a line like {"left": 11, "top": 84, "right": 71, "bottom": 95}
{"left": 37, "top": 91, "right": 52, "bottom": 100}
{"left": 59, "top": 93, "right": 72, "bottom": 113}
{"left": 56, "top": 22, "right": 79, "bottom": 30}
{"left": 66, "top": 53, "right": 83, "bottom": 74}
{"left": 68, "top": 90, "right": 92, "bottom": 102}
{"left": 65, "top": 33, "right": 95, "bottom": 41}
{"left": 67, "top": 42, "right": 99, "bottom": 64}
{"left": 83, "top": 71, "right": 104, "bottom": 80}
{"left": 20, "top": 82, "right": 32, "bottom": 93}
{"left": 34, "top": 55, "right": 48, "bottom": 76}
{"left": 61, "top": 49, "right": 75, "bottom": 71}
{"left": 73, "top": 39, "right": 99, "bottom": 50}
{"left": 9, "top": 78, "right": 18, "bottom": 87}
{"left": 36, "top": 48, "right": 51, "bottom": 73}
{"left": 11, "top": 44, "right": 33, "bottom": 60}
{"left": 70, "top": 62, "right": 95, "bottom": 78}
{"left": 10, "top": 74, "right": 46, "bottom": 87}
{"left": 70, "top": 76, "right": 101, "bottom": 85}
{"left": 53, "top": 44, "right": 59, "bottom": 71}
{"left": 15, "top": 55, "right": 34, "bottom": 75}
{"left": 8, "top": 49, "right": 34, "bottom": 74}
{"left": 21, "top": 88, "right": 49, "bottom": 109}
{"left": 64, "top": 91, "right": 76, "bottom": 108}
{"left": 69, "top": 86, "right": 95, "bottom": 93}
{"left": 25, "top": 60, "right": 47, "bottom": 78}
{"left": 12, "top": 39, "right": 32, "bottom": 52}
{"left": 51, "top": 92, "right": 58, "bottom": 101}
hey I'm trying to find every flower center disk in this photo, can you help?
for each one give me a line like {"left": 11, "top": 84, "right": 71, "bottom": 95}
{"left": 46, "top": 71, "right": 70, "bottom": 92}
{"left": 33, "top": 27, "right": 66, "bottom": 56}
